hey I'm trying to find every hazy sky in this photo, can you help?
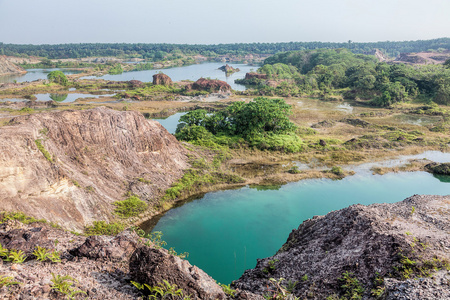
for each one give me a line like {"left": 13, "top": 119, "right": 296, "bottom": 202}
{"left": 0, "top": 0, "right": 449, "bottom": 45}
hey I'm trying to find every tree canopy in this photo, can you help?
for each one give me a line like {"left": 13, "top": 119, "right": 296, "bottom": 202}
{"left": 47, "top": 70, "right": 68, "bottom": 85}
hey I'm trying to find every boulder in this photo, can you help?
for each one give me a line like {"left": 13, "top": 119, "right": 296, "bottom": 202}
{"left": 425, "top": 162, "right": 450, "bottom": 175}
{"left": 128, "top": 80, "right": 144, "bottom": 88}
{"left": 0, "top": 227, "right": 54, "bottom": 258}
{"left": 188, "top": 78, "right": 231, "bottom": 92}
{"left": 70, "top": 230, "right": 140, "bottom": 261}
{"left": 129, "top": 246, "right": 226, "bottom": 299}
{"left": 152, "top": 73, "right": 173, "bottom": 86}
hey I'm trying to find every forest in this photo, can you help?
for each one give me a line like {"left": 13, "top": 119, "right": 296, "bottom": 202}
{"left": 0, "top": 38, "right": 449, "bottom": 60}
{"left": 238, "top": 49, "right": 450, "bottom": 106}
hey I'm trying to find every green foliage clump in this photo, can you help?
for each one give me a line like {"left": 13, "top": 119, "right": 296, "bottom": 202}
{"left": 47, "top": 70, "right": 68, "bottom": 85}
{"left": 84, "top": 221, "right": 126, "bottom": 236}
{"left": 0, "top": 275, "right": 20, "bottom": 288}
{"left": 113, "top": 196, "right": 148, "bottom": 218}
{"left": 108, "top": 63, "right": 123, "bottom": 75}
{"left": 331, "top": 166, "right": 344, "bottom": 176}
{"left": 175, "top": 97, "right": 303, "bottom": 153}
{"left": 51, "top": 273, "right": 86, "bottom": 300}
{"left": 33, "top": 246, "right": 61, "bottom": 263}
{"left": 35, "top": 139, "right": 53, "bottom": 163}
{"left": 338, "top": 271, "right": 364, "bottom": 300}
{"left": 19, "top": 107, "right": 34, "bottom": 113}
{"left": 131, "top": 279, "right": 191, "bottom": 300}
{"left": 0, "top": 211, "right": 47, "bottom": 224}
{"left": 219, "top": 283, "right": 236, "bottom": 297}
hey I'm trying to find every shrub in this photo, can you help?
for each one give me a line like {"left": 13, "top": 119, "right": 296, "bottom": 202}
{"left": 47, "top": 70, "right": 68, "bottom": 85}
{"left": 84, "top": 221, "right": 126, "bottom": 236}
{"left": 113, "top": 196, "right": 148, "bottom": 218}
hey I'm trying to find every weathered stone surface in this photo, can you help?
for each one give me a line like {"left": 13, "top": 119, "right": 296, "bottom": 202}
{"left": 130, "top": 246, "right": 227, "bottom": 300}
{"left": 0, "top": 227, "right": 54, "bottom": 257}
{"left": 0, "top": 107, "right": 190, "bottom": 230}
{"left": 152, "top": 73, "right": 173, "bottom": 86}
{"left": 70, "top": 230, "right": 140, "bottom": 261}
{"left": 0, "top": 223, "right": 140, "bottom": 299}
{"left": 233, "top": 195, "right": 450, "bottom": 299}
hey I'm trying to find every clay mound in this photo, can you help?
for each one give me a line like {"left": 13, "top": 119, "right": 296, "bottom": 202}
{"left": 0, "top": 55, "right": 26, "bottom": 76}
{"left": 189, "top": 78, "right": 231, "bottom": 92}
{"left": 233, "top": 195, "right": 450, "bottom": 299}
{"left": 0, "top": 107, "right": 189, "bottom": 230}
{"left": 152, "top": 73, "right": 173, "bottom": 86}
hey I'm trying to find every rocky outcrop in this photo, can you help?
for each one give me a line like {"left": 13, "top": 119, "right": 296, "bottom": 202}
{"left": 219, "top": 64, "right": 240, "bottom": 74}
{"left": 70, "top": 230, "right": 140, "bottom": 261}
{"left": 244, "top": 72, "right": 267, "bottom": 80}
{"left": 425, "top": 162, "right": 450, "bottom": 175}
{"left": 152, "top": 73, "right": 173, "bottom": 86}
{"left": 130, "top": 246, "right": 227, "bottom": 299}
{"left": 187, "top": 78, "right": 231, "bottom": 92}
{"left": 0, "top": 55, "right": 27, "bottom": 76}
{"left": 0, "top": 107, "right": 190, "bottom": 230}
{"left": 233, "top": 195, "right": 450, "bottom": 299}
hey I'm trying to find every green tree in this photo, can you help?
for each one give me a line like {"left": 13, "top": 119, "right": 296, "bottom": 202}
{"left": 47, "top": 70, "right": 68, "bottom": 85}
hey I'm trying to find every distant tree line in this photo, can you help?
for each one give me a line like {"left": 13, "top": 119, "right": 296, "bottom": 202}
{"left": 0, "top": 38, "right": 449, "bottom": 60}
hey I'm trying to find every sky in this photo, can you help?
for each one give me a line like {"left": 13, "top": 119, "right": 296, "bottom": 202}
{"left": 0, "top": 0, "right": 449, "bottom": 45}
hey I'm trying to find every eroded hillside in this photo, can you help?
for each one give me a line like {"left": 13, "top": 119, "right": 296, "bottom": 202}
{"left": 0, "top": 107, "right": 190, "bottom": 230}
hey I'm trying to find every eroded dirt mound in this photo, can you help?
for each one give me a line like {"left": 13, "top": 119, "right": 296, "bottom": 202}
{"left": 0, "top": 55, "right": 26, "bottom": 76}
{"left": 188, "top": 78, "right": 231, "bottom": 92}
{"left": 152, "top": 73, "right": 173, "bottom": 86}
{"left": 233, "top": 195, "right": 450, "bottom": 299}
{"left": 0, "top": 107, "right": 190, "bottom": 230}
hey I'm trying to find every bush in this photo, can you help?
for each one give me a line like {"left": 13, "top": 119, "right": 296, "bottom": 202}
{"left": 47, "top": 71, "right": 68, "bottom": 85}
{"left": 113, "top": 196, "right": 148, "bottom": 218}
{"left": 84, "top": 221, "right": 126, "bottom": 236}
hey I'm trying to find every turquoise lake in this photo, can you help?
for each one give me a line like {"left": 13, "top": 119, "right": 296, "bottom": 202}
{"left": 143, "top": 168, "right": 450, "bottom": 284}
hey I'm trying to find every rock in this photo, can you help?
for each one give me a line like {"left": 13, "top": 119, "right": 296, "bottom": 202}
{"left": 233, "top": 195, "right": 450, "bottom": 299}
{"left": 425, "top": 162, "right": 450, "bottom": 175}
{"left": 319, "top": 139, "right": 327, "bottom": 146}
{"left": 187, "top": 78, "right": 231, "bottom": 92}
{"left": 0, "top": 107, "right": 190, "bottom": 230}
{"left": 70, "top": 230, "right": 140, "bottom": 261}
{"left": 0, "top": 227, "right": 54, "bottom": 257}
{"left": 129, "top": 246, "right": 226, "bottom": 300}
{"left": 342, "top": 118, "right": 372, "bottom": 128}
{"left": 311, "top": 120, "right": 336, "bottom": 128}
{"left": 219, "top": 64, "right": 239, "bottom": 73}
{"left": 152, "top": 73, "right": 173, "bottom": 86}
{"left": 244, "top": 73, "right": 267, "bottom": 80}
{"left": 128, "top": 80, "right": 144, "bottom": 88}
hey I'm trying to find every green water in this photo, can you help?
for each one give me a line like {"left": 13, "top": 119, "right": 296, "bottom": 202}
{"left": 145, "top": 171, "right": 449, "bottom": 284}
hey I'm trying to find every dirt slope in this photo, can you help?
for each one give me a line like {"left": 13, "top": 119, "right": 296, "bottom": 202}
{"left": 0, "top": 107, "right": 190, "bottom": 230}
{"left": 0, "top": 55, "right": 26, "bottom": 76}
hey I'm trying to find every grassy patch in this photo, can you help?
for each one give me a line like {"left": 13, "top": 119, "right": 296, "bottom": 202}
{"left": 0, "top": 211, "right": 47, "bottom": 224}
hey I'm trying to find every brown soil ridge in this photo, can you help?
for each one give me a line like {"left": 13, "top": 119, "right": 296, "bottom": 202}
{"left": 0, "top": 107, "right": 190, "bottom": 230}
